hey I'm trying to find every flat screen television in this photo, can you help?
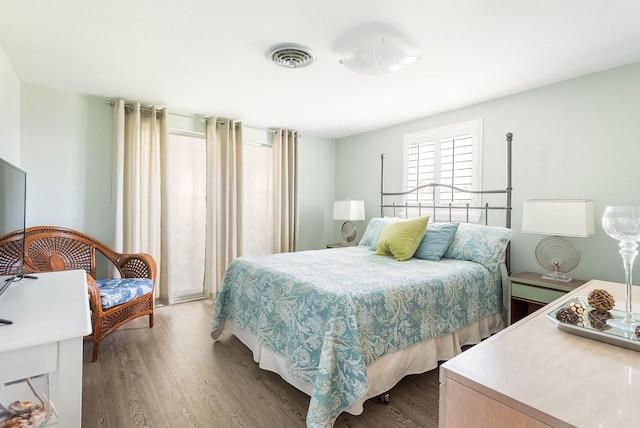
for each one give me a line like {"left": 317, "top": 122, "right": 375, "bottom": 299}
{"left": 0, "top": 157, "right": 36, "bottom": 324}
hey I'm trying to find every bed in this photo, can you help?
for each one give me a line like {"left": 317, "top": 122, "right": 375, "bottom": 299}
{"left": 211, "top": 133, "right": 514, "bottom": 427}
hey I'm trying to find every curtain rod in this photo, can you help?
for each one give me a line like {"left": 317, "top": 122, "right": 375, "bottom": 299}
{"left": 204, "top": 117, "right": 241, "bottom": 128}
{"left": 106, "top": 99, "right": 301, "bottom": 136}
{"left": 268, "top": 129, "right": 302, "bottom": 138}
{"left": 105, "top": 101, "right": 233, "bottom": 126}
{"left": 105, "top": 100, "right": 165, "bottom": 119}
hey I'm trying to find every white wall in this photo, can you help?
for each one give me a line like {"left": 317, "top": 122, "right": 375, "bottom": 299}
{"left": 336, "top": 62, "right": 640, "bottom": 284}
{"left": 0, "top": 45, "right": 20, "bottom": 165}
{"left": 21, "top": 84, "right": 113, "bottom": 244}
{"left": 298, "top": 134, "right": 336, "bottom": 250}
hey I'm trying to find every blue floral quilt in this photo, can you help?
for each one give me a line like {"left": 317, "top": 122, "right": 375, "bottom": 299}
{"left": 211, "top": 246, "right": 503, "bottom": 427}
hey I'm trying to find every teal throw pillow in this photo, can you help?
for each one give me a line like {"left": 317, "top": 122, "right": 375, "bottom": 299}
{"left": 414, "top": 223, "right": 459, "bottom": 261}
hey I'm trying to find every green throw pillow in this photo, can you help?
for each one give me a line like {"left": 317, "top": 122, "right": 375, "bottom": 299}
{"left": 375, "top": 216, "right": 430, "bottom": 261}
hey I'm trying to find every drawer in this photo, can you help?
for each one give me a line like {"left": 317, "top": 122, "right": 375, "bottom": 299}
{"left": 0, "top": 342, "right": 58, "bottom": 383}
{"left": 511, "top": 283, "right": 565, "bottom": 305}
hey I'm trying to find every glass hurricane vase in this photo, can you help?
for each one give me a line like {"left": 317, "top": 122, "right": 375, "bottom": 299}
{"left": 602, "top": 206, "right": 640, "bottom": 331}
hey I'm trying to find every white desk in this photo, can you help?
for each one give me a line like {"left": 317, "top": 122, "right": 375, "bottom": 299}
{"left": 439, "top": 279, "right": 640, "bottom": 427}
{"left": 0, "top": 270, "right": 91, "bottom": 427}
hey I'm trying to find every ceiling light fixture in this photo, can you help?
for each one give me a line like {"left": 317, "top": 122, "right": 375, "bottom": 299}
{"left": 339, "top": 39, "right": 419, "bottom": 76}
{"left": 267, "top": 43, "right": 316, "bottom": 69}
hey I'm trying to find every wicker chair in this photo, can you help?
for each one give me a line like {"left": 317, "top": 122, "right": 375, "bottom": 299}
{"left": 0, "top": 230, "right": 23, "bottom": 275}
{"left": 0, "top": 226, "right": 156, "bottom": 361}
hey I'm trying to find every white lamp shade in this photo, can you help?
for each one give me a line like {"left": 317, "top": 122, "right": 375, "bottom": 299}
{"left": 333, "top": 200, "right": 365, "bottom": 221}
{"left": 522, "top": 199, "right": 595, "bottom": 237}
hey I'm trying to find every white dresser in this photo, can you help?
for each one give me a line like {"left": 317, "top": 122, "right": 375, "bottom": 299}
{"left": 439, "top": 279, "right": 640, "bottom": 427}
{"left": 0, "top": 270, "right": 91, "bottom": 427}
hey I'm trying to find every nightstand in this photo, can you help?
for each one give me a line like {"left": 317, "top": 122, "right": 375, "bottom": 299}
{"left": 508, "top": 272, "right": 587, "bottom": 325}
{"left": 326, "top": 243, "right": 351, "bottom": 248}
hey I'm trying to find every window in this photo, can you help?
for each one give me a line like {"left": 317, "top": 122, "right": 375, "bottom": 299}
{"left": 165, "top": 126, "right": 275, "bottom": 302}
{"left": 242, "top": 127, "right": 274, "bottom": 256}
{"left": 403, "top": 119, "right": 483, "bottom": 221}
{"left": 167, "top": 132, "right": 207, "bottom": 302}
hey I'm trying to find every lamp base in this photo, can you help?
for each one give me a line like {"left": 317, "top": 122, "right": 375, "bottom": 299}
{"left": 341, "top": 221, "right": 357, "bottom": 244}
{"left": 535, "top": 236, "right": 580, "bottom": 283}
{"left": 541, "top": 272, "right": 572, "bottom": 282}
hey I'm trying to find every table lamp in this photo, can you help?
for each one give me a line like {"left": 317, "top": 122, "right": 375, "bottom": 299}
{"left": 522, "top": 199, "right": 594, "bottom": 282}
{"left": 333, "top": 200, "right": 365, "bottom": 245}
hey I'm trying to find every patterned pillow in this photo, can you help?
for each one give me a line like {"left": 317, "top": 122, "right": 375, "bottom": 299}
{"left": 443, "top": 223, "right": 513, "bottom": 269}
{"left": 374, "top": 216, "right": 429, "bottom": 261}
{"left": 414, "top": 222, "right": 459, "bottom": 261}
{"left": 95, "top": 278, "right": 153, "bottom": 309}
{"left": 359, "top": 217, "right": 400, "bottom": 248}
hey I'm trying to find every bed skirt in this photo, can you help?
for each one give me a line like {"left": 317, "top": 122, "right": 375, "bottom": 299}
{"left": 215, "top": 311, "right": 504, "bottom": 416}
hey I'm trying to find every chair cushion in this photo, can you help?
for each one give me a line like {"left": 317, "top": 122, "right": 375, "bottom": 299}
{"left": 95, "top": 278, "right": 153, "bottom": 309}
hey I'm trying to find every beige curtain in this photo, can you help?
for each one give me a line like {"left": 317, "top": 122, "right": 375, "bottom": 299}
{"left": 272, "top": 129, "right": 299, "bottom": 253}
{"left": 112, "top": 99, "right": 172, "bottom": 301}
{"left": 204, "top": 118, "right": 243, "bottom": 296}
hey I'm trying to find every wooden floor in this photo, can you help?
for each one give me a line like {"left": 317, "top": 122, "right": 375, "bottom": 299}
{"left": 82, "top": 299, "right": 440, "bottom": 427}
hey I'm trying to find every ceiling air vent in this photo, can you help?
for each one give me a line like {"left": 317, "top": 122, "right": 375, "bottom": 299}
{"left": 267, "top": 43, "right": 316, "bottom": 69}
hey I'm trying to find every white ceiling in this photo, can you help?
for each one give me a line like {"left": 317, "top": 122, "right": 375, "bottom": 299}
{"left": 1, "top": 1, "right": 639, "bottom": 139}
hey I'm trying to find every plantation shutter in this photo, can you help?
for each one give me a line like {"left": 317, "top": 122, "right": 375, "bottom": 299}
{"left": 406, "top": 133, "right": 474, "bottom": 205}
